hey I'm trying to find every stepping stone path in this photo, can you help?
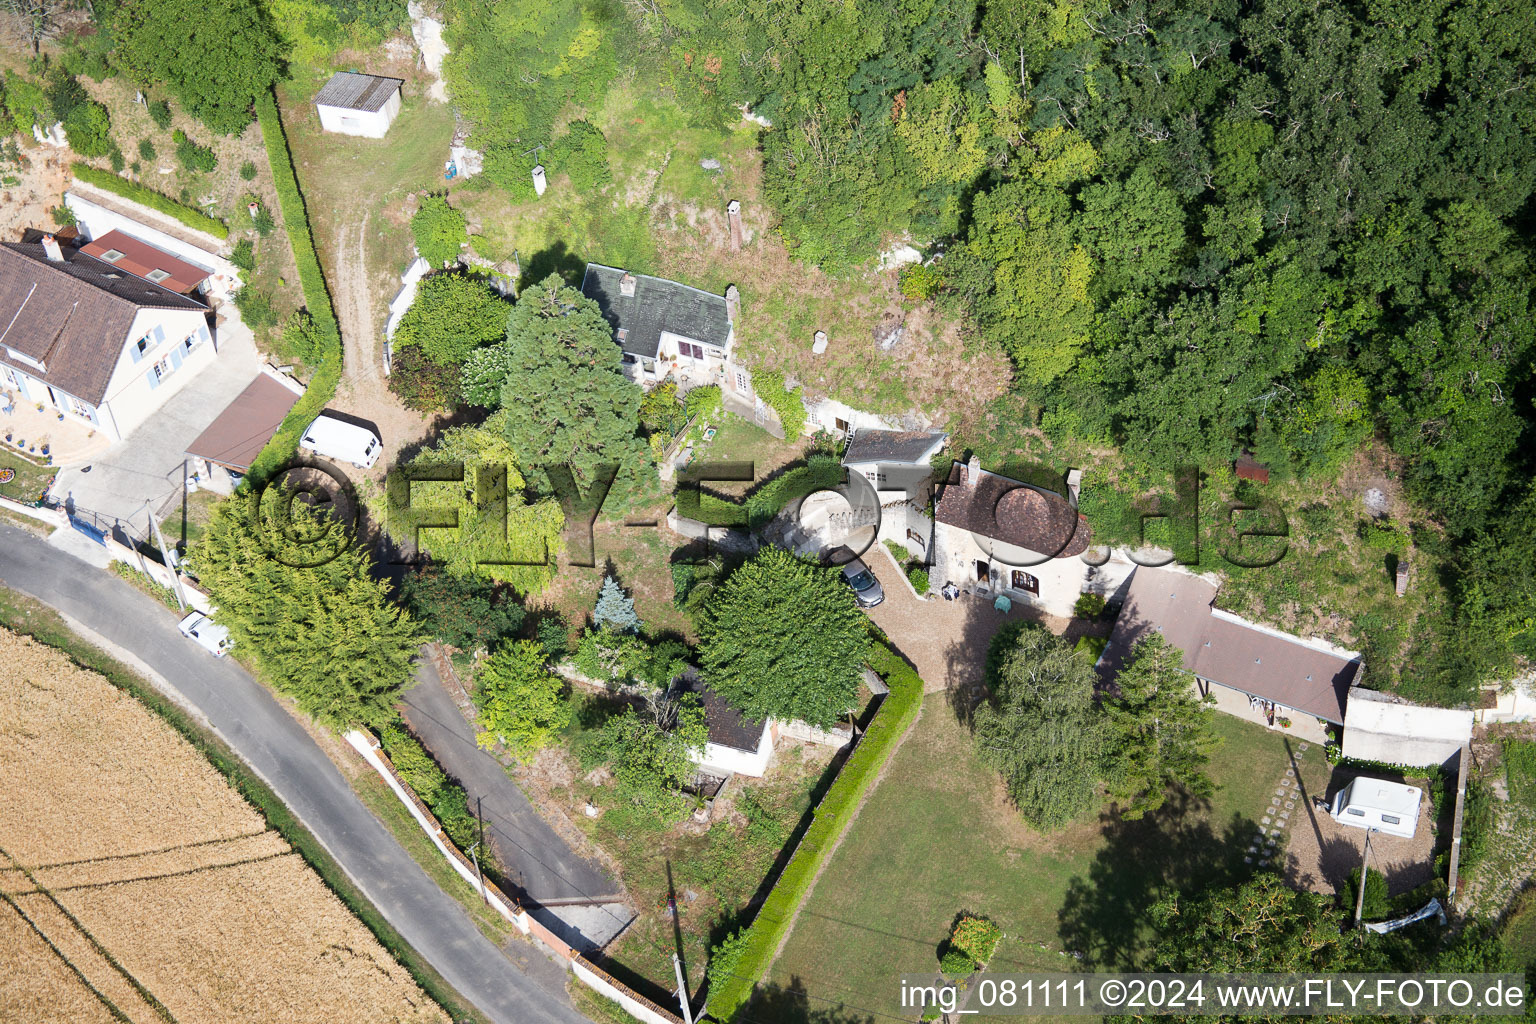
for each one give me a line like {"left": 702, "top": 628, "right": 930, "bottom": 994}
{"left": 1255, "top": 747, "right": 1314, "bottom": 872}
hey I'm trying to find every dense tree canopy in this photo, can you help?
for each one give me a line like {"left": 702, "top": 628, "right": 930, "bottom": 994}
{"left": 111, "top": 0, "right": 286, "bottom": 134}
{"left": 191, "top": 494, "right": 420, "bottom": 730}
{"left": 698, "top": 548, "right": 869, "bottom": 729}
{"left": 972, "top": 623, "right": 1104, "bottom": 829}
{"left": 461, "top": 274, "right": 649, "bottom": 492}
{"left": 473, "top": 640, "right": 570, "bottom": 756}
{"left": 393, "top": 272, "right": 511, "bottom": 366}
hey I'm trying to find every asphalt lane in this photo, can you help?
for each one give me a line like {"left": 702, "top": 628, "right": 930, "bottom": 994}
{"left": 401, "top": 656, "right": 621, "bottom": 903}
{"left": 0, "top": 524, "right": 588, "bottom": 1024}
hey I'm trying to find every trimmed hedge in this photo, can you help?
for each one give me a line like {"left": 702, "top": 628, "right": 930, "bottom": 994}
{"left": 708, "top": 643, "right": 923, "bottom": 1020}
{"left": 682, "top": 456, "right": 844, "bottom": 528}
{"left": 71, "top": 162, "right": 229, "bottom": 239}
{"left": 246, "top": 91, "right": 344, "bottom": 485}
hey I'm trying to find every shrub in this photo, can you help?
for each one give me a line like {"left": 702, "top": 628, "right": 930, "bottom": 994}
{"left": 939, "top": 946, "right": 976, "bottom": 976}
{"left": 277, "top": 310, "right": 329, "bottom": 366}
{"left": 108, "top": 145, "right": 125, "bottom": 172}
{"left": 1347, "top": 867, "right": 1389, "bottom": 920}
{"left": 232, "top": 286, "right": 277, "bottom": 330}
{"left": 400, "top": 564, "right": 525, "bottom": 652}
{"left": 950, "top": 915, "right": 1002, "bottom": 964}
{"left": 137, "top": 138, "right": 156, "bottom": 161}
{"left": 378, "top": 723, "right": 447, "bottom": 801}
{"left": 707, "top": 929, "right": 750, "bottom": 994}
{"left": 1459, "top": 779, "right": 1494, "bottom": 869}
{"left": 148, "top": 98, "right": 173, "bottom": 129}
{"left": 684, "top": 384, "right": 721, "bottom": 422}
{"left": 907, "top": 566, "right": 930, "bottom": 595}
{"left": 247, "top": 199, "right": 275, "bottom": 236}
{"left": 70, "top": 163, "right": 228, "bottom": 238}
{"left": 229, "top": 237, "right": 255, "bottom": 273}
{"left": 239, "top": 159, "right": 257, "bottom": 180}
{"left": 1074, "top": 592, "right": 1107, "bottom": 619}
{"left": 751, "top": 368, "right": 806, "bottom": 437}
{"left": 50, "top": 204, "right": 76, "bottom": 227}
{"left": 1074, "top": 634, "right": 1108, "bottom": 661}
{"left": 537, "top": 614, "right": 569, "bottom": 660}
{"left": 172, "top": 128, "right": 217, "bottom": 172}
{"left": 411, "top": 194, "right": 467, "bottom": 267}
{"left": 553, "top": 120, "right": 611, "bottom": 192}
{"left": 708, "top": 644, "right": 923, "bottom": 1019}
{"left": 899, "top": 261, "right": 941, "bottom": 300}
{"left": 387, "top": 344, "right": 463, "bottom": 412}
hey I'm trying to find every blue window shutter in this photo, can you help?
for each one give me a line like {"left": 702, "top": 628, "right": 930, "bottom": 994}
{"left": 146, "top": 369, "right": 160, "bottom": 390}
{"left": 170, "top": 347, "right": 183, "bottom": 371}
{"left": 153, "top": 325, "right": 165, "bottom": 343}
{"left": 14, "top": 376, "right": 28, "bottom": 400}
{"left": 85, "top": 404, "right": 98, "bottom": 424}
{"left": 198, "top": 325, "right": 211, "bottom": 344}
{"left": 130, "top": 341, "right": 143, "bottom": 363}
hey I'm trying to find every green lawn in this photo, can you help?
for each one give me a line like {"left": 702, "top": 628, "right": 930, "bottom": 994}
{"left": 0, "top": 447, "right": 55, "bottom": 504}
{"left": 764, "top": 702, "right": 1328, "bottom": 1022}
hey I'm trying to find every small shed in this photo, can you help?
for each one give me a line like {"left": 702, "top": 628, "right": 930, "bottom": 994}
{"left": 314, "top": 72, "right": 403, "bottom": 139}
{"left": 1330, "top": 778, "right": 1422, "bottom": 839}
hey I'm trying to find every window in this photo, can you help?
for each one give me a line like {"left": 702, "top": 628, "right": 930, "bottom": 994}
{"left": 68, "top": 396, "right": 92, "bottom": 418}
{"left": 621, "top": 352, "right": 637, "bottom": 364}
{"left": 834, "top": 417, "right": 850, "bottom": 432}
{"left": 145, "top": 269, "right": 171, "bottom": 284}
{"left": 100, "top": 249, "right": 125, "bottom": 263}
{"left": 1381, "top": 814, "right": 1401, "bottom": 824}
{"left": 1347, "top": 808, "right": 1366, "bottom": 817}
{"left": 1012, "top": 571, "right": 1040, "bottom": 595}
{"left": 153, "top": 355, "right": 172, "bottom": 382}
{"left": 735, "top": 371, "right": 748, "bottom": 392}
{"left": 906, "top": 528, "right": 925, "bottom": 549}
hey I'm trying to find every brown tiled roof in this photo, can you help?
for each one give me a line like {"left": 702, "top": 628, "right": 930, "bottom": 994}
{"left": 186, "top": 373, "right": 302, "bottom": 471}
{"left": 1097, "top": 566, "right": 1359, "bottom": 723}
{"left": 0, "top": 242, "right": 206, "bottom": 404}
{"left": 934, "top": 463, "right": 1090, "bottom": 558}
{"left": 314, "top": 72, "right": 402, "bottom": 113}
{"left": 80, "top": 230, "right": 209, "bottom": 294}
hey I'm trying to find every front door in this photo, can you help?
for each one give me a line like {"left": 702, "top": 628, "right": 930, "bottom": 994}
{"left": 975, "top": 560, "right": 990, "bottom": 582}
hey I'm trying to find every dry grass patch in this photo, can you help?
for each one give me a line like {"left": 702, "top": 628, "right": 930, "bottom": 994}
{"left": 0, "top": 627, "right": 448, "bottom": 1024}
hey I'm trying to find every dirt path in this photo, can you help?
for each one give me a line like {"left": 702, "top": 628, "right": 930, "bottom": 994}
{"left": 328, "top": 214, "right": 429, "bottom": 476}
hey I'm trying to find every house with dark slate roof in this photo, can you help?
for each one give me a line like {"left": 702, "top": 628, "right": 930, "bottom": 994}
{"left": 0, "top": 237, "right": 214, "bottom": 442}
{"left": 930, "top": 455, "right": 1102, "bottom": 616}
{"left": 580, "top": 263, "right": 734, "bottom": 386}
{"left": 314, "top": 72, "right": 403, "bottom": 138}
{"left": 672, "top": 670, "right": 773, "bottom": 777}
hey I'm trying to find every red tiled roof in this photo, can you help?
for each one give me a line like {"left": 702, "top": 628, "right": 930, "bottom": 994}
{"left": 80, "top": 230, "right": 209, "bottom": 294}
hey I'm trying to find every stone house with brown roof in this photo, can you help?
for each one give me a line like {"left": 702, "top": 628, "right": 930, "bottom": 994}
{"left": 930, "top": 455, "right": 1134, "bottom": 617}
{"left": 0, "top": 238, "right": 215, "bottom": 443}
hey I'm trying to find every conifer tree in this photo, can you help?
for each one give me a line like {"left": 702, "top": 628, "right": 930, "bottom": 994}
{"left": 592, "top": 574, "right": 641, "bottom": 633}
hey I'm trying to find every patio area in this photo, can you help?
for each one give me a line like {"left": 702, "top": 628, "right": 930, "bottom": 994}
{"left": 0, "top": 392, "right": 113, "bottom": 466}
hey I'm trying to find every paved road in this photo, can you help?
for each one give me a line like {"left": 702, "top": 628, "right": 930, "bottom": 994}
{"left": 401, "top": 658, "right": 622, "bottom": 904}
{"left": 0, "top": 524, "right": 588, "bottom": 1024}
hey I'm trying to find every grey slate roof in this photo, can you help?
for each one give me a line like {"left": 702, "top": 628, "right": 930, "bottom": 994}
{"left": 314, "top": 72, "right": 402, "bottom": 113}
{"left": 0, "top": 243, "right": 207, "bottom": 404}
{"left": 580, "top": 263, "right": 731, "bottom": 359}
{"left": 842, "top": 428, "right": 948, "bottom": 466}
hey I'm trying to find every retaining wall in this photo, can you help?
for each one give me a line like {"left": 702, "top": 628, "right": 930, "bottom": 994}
{"left": 344, "top": 730, "right": 685, "bottom": 1024}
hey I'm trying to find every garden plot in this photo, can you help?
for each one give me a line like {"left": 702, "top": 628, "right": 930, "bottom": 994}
{"left": 0, "top": 627, "right": 447, "bottom": 1024}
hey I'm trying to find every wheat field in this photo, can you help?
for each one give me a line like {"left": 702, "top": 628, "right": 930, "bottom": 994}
{"left": 0, "top": 628, "right": 448, "bottom": 1024}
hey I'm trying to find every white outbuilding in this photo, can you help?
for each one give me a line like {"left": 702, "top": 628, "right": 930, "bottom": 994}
{"left": 1331, "top": 778, "right": 1423, "bottom": 839}
{"left": 314, "top": 72, "right": 404, "bottom": 138}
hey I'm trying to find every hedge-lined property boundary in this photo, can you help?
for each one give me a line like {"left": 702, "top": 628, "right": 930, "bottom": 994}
{"left": 679, "top": 457, "right": 844, "bottom": 528}
{"left": 708, "top": 643, "right": 923, "bottom": 1020}
{"left": 247, "top": 91, "right": 344, "bottom": 485}
{"left": 71, "top": 163, "right": 229, "bottom": 239}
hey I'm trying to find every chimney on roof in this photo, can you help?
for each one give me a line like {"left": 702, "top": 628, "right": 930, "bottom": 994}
{"left": 531, "top": 164, "right": 547, "bottom": 196}
{"left": 963, "top": 454, "right": 980, "bottom": 487}
{"left": 725, "top": 283, "right": 740, "bottom": 323}
{"left": 727, "top": 199, "right": 743, "bottom": 251}
{"left": 619, "top": 272, "right": 637, "bottom": 298}
{"left": 41, "top": 234, "right": 63, "bottom": 262}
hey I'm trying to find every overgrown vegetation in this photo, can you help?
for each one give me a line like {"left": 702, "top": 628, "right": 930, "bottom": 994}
{"left": 71, "top": 163, "right": 229, "bottom": 238}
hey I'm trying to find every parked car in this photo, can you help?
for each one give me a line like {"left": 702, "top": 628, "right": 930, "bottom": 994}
{"left": 299, "top": 414, "right": 381, "bottom": 469}
{"left": 838, "top": 553, "right": 885, "bottom": 608}
{"left": 178, "top": 611, "right": 232, "bottom": 658}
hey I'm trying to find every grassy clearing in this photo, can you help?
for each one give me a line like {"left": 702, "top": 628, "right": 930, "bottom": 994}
{"left": 0, "top": 587, "right": 468, "bottom": 1023}
{"left": 765, "top": 701, "right": 1322, "bottom": 1021}
{"left": 0, "top": 447, "right": 55, "bottom": 504}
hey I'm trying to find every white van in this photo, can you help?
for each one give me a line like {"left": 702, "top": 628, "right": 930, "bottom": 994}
{"left": 299, "top": 414, "right": 382, "bottom": 468}
{"left": 178, "top": 611, "right": 232, "bottom": 657}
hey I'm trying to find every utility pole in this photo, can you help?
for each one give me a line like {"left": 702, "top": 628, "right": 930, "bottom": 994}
{"left": 1353, "top": 828, "right": 1376, "bottom": 930}
{"left": 470, "top": 798, "right": 487, "bottom": 904}
{"left": 139, "top": 499, "right": 187, "bottom": 611}
{"left": 672, "top": 954, "right": 694, "bottom": 1024}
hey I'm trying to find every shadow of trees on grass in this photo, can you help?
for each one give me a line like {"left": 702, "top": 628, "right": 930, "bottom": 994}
{"left": 1057, "top": 790, "right": 1260, "bottom": 969}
